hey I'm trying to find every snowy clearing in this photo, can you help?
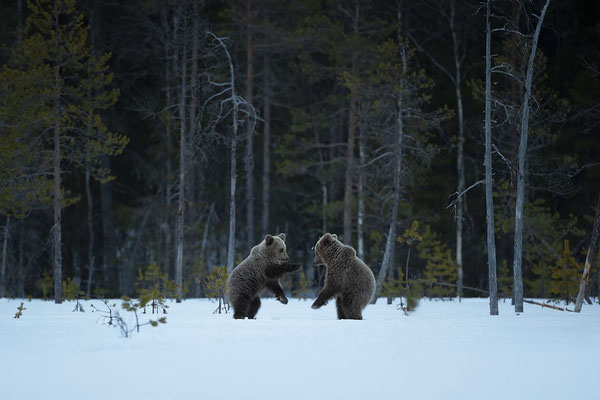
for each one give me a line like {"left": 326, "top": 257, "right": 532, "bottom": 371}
{"left": 1, "top": 297, "right": 599, "bottom": 400}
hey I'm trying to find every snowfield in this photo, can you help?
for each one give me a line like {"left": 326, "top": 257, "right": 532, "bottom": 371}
{"left": 1, "top": 297, "right": 599, "bottom": 400}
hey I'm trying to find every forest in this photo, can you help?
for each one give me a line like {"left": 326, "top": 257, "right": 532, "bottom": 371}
{"left": 0, "top": 0, "right": 599, "bottom": 313}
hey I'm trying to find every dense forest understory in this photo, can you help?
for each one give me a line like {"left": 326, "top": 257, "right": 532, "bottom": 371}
{"left": 0, "top": 0, "right": 598, "bottom": 309}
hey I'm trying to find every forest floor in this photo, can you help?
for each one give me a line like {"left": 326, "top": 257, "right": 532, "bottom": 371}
{"left": 1, "top": 296, "right": 599, "bottom": 400}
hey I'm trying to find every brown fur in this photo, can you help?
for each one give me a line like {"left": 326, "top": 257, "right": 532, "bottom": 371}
{"left": 311, "top": 233, "right": 375, "bottom": 319}
{"left": 226, "top": 233, "right": 301, "bottom": 319}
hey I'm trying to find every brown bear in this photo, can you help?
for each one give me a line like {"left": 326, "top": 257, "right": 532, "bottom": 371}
{"left": 311, "top": 233, "right": 375, "bottom": 319}
{"left": 226, "top": 233, "right": 301, "bottom": 319}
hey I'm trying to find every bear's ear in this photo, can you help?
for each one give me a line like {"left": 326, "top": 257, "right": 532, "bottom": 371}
{"left": 322, "top": 233, "right": 332, "bottom": 246}
{"left": 331, "top": 234, "right": 338, "bottom": 240}
{"left": 265, "top": 234, "right": 274, "bottom": 245}
{"left": 278, "top": 233, "right": 286, "bottom": 241}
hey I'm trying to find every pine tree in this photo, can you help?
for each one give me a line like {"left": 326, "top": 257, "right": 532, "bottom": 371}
{"left": 381, "top": 268, "right": 421, "bottom": 313}
{"left": 0, "top": 0, "right": 127, "bottom": 303}
{"left": 498, "top": 260, "right": 513, "bottom": 299}
{"left": 136, "top": 262, "right": 177, "bottom": 314}
{"left": 418, "top": 225, "right": 458, "bottom": 299}
{"left": 292, "top": 272, "right": 313, "bottom": 300}
{"left": 205, "top": 266, "right": 228, "bottom": 314}
{"left": 550, "top": 240, "right": 581, "bottom": 304}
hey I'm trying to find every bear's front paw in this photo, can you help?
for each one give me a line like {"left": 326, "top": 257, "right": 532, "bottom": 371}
{"left": 278, "top": 295, "right": 289, "bottom": 305}
{"left": 311, "top": 301, "right": 323, "bottom": 310}
{"left": 286, "top": 262, "right": 302, "bottom": 272}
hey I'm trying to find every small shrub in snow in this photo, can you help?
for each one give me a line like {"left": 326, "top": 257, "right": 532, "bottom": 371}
{"left": 418, "top": 225, "right": 457, "bottom": 299}
{"left": 92, "top": 299, "right": 166, "bottom": 338}
{"left": 135, "top": 262, "right": 177, "bottom": 314}
{"left": 14, "top": 302, "right": 26, "bottom": 318}
{"left": 205, "top": 266, "right": 228, "bottom": 314}
{"left": 36, "top": 271, "right": 53, "bottom": 300}
{"left": 292, "top": 272, "right": 313, "bottom": 300}
{"left": 381, "top": 268, "right": 421, "bottom": 315}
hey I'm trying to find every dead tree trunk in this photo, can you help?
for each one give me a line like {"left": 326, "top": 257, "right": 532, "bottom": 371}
{"left": 574, "top": 194, "right": 600, "bottom": 312}
{"left": 208, "top": 33, "right": 239, "bottom": 274}
{"left": 261, "top": 50, "right": 271, "bottom": 236}
{"left": 17, "top": 222, "right": 24, "bottom": 298}
{"left": 512, "top": 0, "right": 551, "bottom": 313}
{"left": 485, "top": 0, "right": 498, "bottom": 315}
{"left": 245, "top": 0, "right": 255, "bottom": 247}
{"left": 53, "top": 41, "right": 63, "bottom": 303}
{"left": 0, "top": 217, "right": 9, "bottom": 297}
{"left": 357, "top": 123, "right": 366, "bottom": 260}
{"left": 100, "top": 156, "right": 118, "bottom": 293}
{"left": 450, "top": 0, "right": 465, "bottom": 302}
{"left": 175, "top": 10, "right": 188, "bottom": 302}
{"left": 187, "top": 0, "right": 200, "bottom": 208}
{"left": 85, "top": 165, "right": 95, "bottom": 297}
{"left": 162, "top": 5, "right": 174, "bottom": 280}
{"left": 373, "top": 10, "right": 405, "bottom": 303}
{"left": 343, "top": 3, "right": 359, "bottom": 246}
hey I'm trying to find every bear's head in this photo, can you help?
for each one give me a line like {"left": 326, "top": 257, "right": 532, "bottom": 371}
{"left": 313, "top": 233, "right": 338, "bottom": 265}
{"left": 263, "top": 233, "right": 289, "bottom": 264}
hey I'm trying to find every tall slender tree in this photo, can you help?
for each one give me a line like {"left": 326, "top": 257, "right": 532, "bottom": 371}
{"left": 511, "top": 0, "right": 551, "bottom": 313}
{"left": 484, "top": 0, "right": 499, "bottom": 315}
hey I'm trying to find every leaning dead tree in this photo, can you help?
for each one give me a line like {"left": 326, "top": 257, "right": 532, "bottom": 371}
{"left": 574, "top": 193, "right": 600, "bottom": 312}
{"left": 511, "top": 0, "right": 551, "bottom": 313}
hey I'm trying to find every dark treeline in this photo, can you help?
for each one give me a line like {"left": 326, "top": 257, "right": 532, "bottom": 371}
{"left": 0, "top": 0, "right": 598, "bottom": 306}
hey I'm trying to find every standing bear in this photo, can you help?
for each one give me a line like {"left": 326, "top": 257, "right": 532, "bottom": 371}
{"left": 312, "top": 233, "right": 375, "bottom": 319}
{"left": 226, "top": 233, "right": 301, "bottom": 319}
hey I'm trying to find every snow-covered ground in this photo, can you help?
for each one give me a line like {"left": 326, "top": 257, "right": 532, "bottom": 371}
{"left": 1, "top": 297, "right": 599, "bottom": 400}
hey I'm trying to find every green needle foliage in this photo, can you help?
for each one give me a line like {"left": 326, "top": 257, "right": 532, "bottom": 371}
{"left": 14, "top": 302, "right": 26, "bottom": 318}
{"left": 550, "top": 240, "right": 581, "bottom": 304}
{"left": 418, "top": 225, "right": 458, "bottom": 299}
{"left": 0, "top": 0, "right": 127, "bottom": 213}
{"left": 498, "top": 260, "right": 513, "bottom": 299}
{"left": 205, "top": 266, "right": 228, "bottom": 314}
{"left": 135, "top": 262, "right": 177, "bottom": 314}
{"left": 292, "top": 272, "right": 313, "bottom": 300}
{"left": 381, "top": 268, "right": 422, "bottom": 314}
{"left": 36, "top": 271, "right": 53, "bottom": 300}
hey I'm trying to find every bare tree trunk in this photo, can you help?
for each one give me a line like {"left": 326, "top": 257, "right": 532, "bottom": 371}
{"left": 175, "top": 10, "right": 188, "bottom": 302}
{"left": 261, "top": 50, "right": 271, "bottom": 236}
{"left": 485, "top": 0, "right": 498, "bottom": 315}
{"left": 373, "top": 11, "right": 405, "bottom": 303}
{"left": 450, "top": 0, "right": 465, "bottom": 302}
{"left": 0, "top": 217, "right": 9, "bottom": 297}
{"left": 343, "top": 3, "right": 359, "bottom": 246}
{"left": 512, "top": 0, "right": 551, "bottom": 313}
{"left": 17, "top": 222, "right": 24, "bottom": 298}
{"left": 321, "top": 183, "right": 328, "bottom": 233}
{"left": 245, "top": 0, "right": 255, "bottom": 247}
{"left": 162, "top": 4, "right": 174, "bottom": 279}
{"left": 53, "top": 34, "right": 63, "bottom": 303}
{"left": 574, "top": 194, "right": 600, "bottom": 312}
{"left": 195, "top": 203, "right": 214, "bottom": 297}
{"left": 187, "top": 0, "right": 200, "bottom": 208}
{"left": 100, "top": 156, "right": 119, "bottom": 293}
{"left": 357, "top": 123, "right": 366, "bottom": 260}
{"left": 85, "top": 165, "right": 95, "bottom": 297}
{"left": 207, "top": 33, "right": 238, "bottom": 274}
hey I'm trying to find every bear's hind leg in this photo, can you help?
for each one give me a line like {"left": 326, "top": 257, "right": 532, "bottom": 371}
{"left": 336, "top": 297, "right": 346, "bottom": 320}
{"left": 341, "top": 297, "right": 363, "bottom": 320}
{"left": 247, "top": 297, "right": 261, "bottom": 319}
{"left": 231, "top": 297, "right": 250, "bottom": 319}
